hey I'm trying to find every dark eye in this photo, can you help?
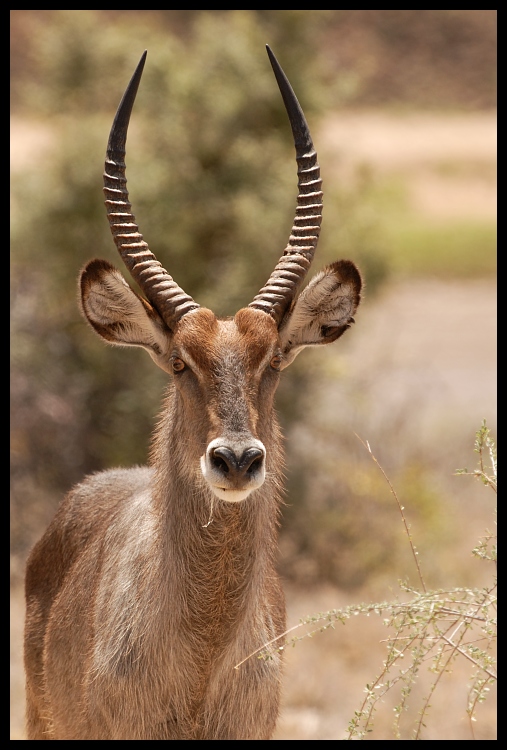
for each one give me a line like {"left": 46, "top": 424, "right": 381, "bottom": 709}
{"left": 270, "top": 354, "right": 282, "bottom": 371}
{"left": 172, "top": 357, "right": 186, "bottom": 373}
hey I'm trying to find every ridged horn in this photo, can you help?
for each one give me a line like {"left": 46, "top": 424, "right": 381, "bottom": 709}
{"left": 249, "top": 45, "right": 323, "bottom": 326}
{"left": 104, "top": 50, "right": 200, "bottom": 330}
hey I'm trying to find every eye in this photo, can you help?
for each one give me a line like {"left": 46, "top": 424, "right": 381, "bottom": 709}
{"left": 270, "top": 354, "right": 283, "bottom": 371}
{"left": 171, "top": 357, "right": 186, "bottom": 373}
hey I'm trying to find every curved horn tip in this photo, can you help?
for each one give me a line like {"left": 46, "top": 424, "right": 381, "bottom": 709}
{"left": 265, "top": 45, "right": 281, "bottom": 73}
{"left": 121, "top": 49, "right": 148, "bottom": 103}
{"left": 107, "top": 51, "right": 148, "bottom": 154}
{"left": 265, "top": 45, "right": 314, "bottom": 156}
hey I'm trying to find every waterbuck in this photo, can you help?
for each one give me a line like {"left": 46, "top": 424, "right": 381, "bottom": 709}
{"left": 24, "top": 46, "right": 362, "bottom": 740}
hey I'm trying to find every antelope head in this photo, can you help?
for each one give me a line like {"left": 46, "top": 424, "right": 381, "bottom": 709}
{"left": 80, "top": 47, "right": 362, "bottom": 503}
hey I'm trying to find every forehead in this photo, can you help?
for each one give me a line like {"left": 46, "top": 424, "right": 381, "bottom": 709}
{"left": 175, "top": 307, "right": 279, "bottom": 370}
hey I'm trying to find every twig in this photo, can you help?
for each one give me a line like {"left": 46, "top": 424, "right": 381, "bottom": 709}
{"left": 440, "top": 635, "right": 497, "bottom": 680}
{"left": 355, "top": 434, "right": 427, "bottom": 592}
{"left": 234, "top": 621, "right": 303, "bottom": 669}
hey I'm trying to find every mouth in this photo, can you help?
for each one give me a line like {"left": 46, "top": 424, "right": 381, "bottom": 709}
{"left": 209, "top": 486, "right": 254, "bottom": 503}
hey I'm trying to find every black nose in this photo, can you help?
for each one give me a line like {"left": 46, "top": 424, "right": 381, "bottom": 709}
{"left": 211, "top": 446, "right": 264, "bottom": 479}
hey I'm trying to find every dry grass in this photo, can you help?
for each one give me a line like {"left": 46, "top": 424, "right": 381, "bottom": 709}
{"left": 274, "top": 583, "right": 496, "bottom": 740}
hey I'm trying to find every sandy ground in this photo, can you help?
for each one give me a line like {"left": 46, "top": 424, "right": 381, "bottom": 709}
{"left": 10, "top": 110, "right": 496, "bottom": 739}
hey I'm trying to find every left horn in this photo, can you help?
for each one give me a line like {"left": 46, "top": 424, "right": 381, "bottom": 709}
{"left": 249, "top": 46, "right": 323, "bottom": 326}
{"left": 104, "top": 50, "right": 200, "bottom": 330}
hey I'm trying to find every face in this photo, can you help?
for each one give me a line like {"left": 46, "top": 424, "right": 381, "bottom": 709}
{"left": 80, "top": 259, "right": 362, "bottom": 505}
{"left": 169, "top": 307, "right": 282, "bottom": 502}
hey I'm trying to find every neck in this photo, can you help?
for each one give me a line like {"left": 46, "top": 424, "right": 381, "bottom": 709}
{"left": 149, "top": 389, "right": 285, "bottom": 636}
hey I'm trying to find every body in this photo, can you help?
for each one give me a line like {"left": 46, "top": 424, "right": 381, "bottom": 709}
{"left": 24, "top": 48, "right": 362, "bottom": 739}
{"left": 26, "top": 466, "right": 285, "bottom": 739}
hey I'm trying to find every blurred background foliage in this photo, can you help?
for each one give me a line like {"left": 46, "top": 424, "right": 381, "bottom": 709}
{"left": 11, "top": 11, "right": 496, "bottom": 589}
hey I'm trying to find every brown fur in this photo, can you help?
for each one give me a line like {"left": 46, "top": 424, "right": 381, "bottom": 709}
{"left": 24, "top": 47, "right": 362, "bottom": 740}
{"left": 24, "top": 310, "right": 287, "bottom": 740}
{"left": 24, "top": 261, "right": 361, "bottom": 739}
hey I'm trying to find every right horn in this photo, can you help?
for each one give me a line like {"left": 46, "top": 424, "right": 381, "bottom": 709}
{"left": 103, "top": 51, "right": 200, "bottom": 330}
{"left": 249, "top": 46, "right": 323, "bottom": 326}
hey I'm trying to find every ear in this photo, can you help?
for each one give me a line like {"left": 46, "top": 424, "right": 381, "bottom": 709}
{"left": 278, "top": 260, "right": 362, "bottom": 369}
{"left": 79, "top": 259, "right": 173, "bottom": 371}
